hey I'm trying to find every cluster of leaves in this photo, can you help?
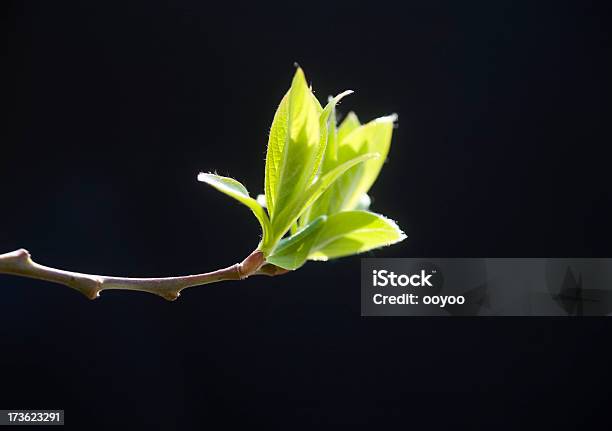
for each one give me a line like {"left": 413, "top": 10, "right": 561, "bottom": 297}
{"left": 198, "top": 68, "right": 405, "bottom": 270}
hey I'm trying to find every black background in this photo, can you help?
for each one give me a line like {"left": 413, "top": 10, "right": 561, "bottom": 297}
{"left": 3, "top": 0, "right": 612, "bottom": 429}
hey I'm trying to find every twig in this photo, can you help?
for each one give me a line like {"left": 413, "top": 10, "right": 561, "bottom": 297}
{"left": 0, "top": 248, "right": 283, "bottom": 301}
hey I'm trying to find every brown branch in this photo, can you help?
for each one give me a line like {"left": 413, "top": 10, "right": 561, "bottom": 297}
{"left": 0, "top": 248, "right": 285, "bottom": 301}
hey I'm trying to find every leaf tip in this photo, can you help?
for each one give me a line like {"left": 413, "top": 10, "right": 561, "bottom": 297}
{"left": 337, "top": 89, "right": 354, "bottom": 99}
{"left": 197, "top": 172, "right": 218, "bottom": 183}
{"left": 292, "top": 66, "right": 306, "bottom": 83}
{"left": 344, "top": 111, "right": 360, "bottom": 123}
{"left": 385, "top": 216, "right": 407, "bottom": 243}
{"left": 376, "top": 113, "right": 399, "bottom": 124}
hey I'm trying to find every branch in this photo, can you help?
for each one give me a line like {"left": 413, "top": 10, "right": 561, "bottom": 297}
{"left": 0, "top": 248, "right": 285, "bottom": 301}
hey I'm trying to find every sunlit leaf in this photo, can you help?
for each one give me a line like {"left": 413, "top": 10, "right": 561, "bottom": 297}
{"left": 299, "top": 91, "right": 352, "bottom": 226}
{"left": 264, "top": 91, "right": 288, "bottom": 215}
{"left": 308, "top": 210, "right": 405, "bottom": 261}
{"left": 204, "top": 68, "right": 404, "bottom": 264}
{"left": 198, "top": 173, "right": 270, "bottom": 243}
{"left": 266, "top": 216, "right": 327, "bottom": 270}
{"left": 265, "top": 152, "right": 379, "bottom": 251}
{"left": 264, "top": 68, "right": 321, "bottom": 220}
{"left": 333, "top": 114, "right": 397, "bottom": 211}
{"left": 317, "top": 90, "right": 353, "bottom": 175}
{"left": 337, "top": 111, "right": 361, "bottom": 143}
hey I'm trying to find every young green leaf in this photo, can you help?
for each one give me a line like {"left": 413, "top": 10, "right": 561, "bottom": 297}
{"left": 308, "top": 210, "right": 406, "bottom": 261}
{"left": 316, "top": 90, "right": 353, "bottom": 175}
{"left": 302, "top": 114, "right": 396, "bottom": 223}
{"left": 197, "top": 173, "right": 270, "bottom": 243}
{"left": 265, "top": 152, "right": 380, "bottom": 251}
{"left": 264, "top": 68, "right": 322, "bottom": 221}
{"left": 299, "top": 91, "right": 352, "bottom": 227}
{"left": 337, "top": 111, "right": 361, "bottom": 143}
{"left": 333, "top": 114, "right": 397, "bottom": 211}
{"left": 266, "top": 216, "right": 327, "bottom": 270}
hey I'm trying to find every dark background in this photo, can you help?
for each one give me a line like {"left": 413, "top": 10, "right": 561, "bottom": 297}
{"left": 2, "top": 0, "right": 612, "bottom": 429}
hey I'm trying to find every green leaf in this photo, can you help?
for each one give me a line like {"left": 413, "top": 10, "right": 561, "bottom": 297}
{"left": 266, "top": 216, "right": 327, "bottom": 270}
{"left": 197, "top": 173, "right": 270, "bottom": 243}
{"left": 333, "top": 114, "right": 397, "bottom": 211}
{"left": 265, "top": 152, "right": 380, "bottom": 251}
{"left": 301, "top": 113, "right": 395, "bottom": 224}
{"left": 337, "top": 111, "right": 361, "bottom": 143}
{"left": 264, "top": 91, "right": 288, "bottom": 215}
{"left": 299, "top": 91, "right": 352, "bottom": 227}
{"left": 317, "top": 90, "right": 353, "bottom": 175}
{"left": 264, "top": 68, "right": 322, "bottom": 220}
{"left": 308, "top": 210, "right": 406, "bottom": 261}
